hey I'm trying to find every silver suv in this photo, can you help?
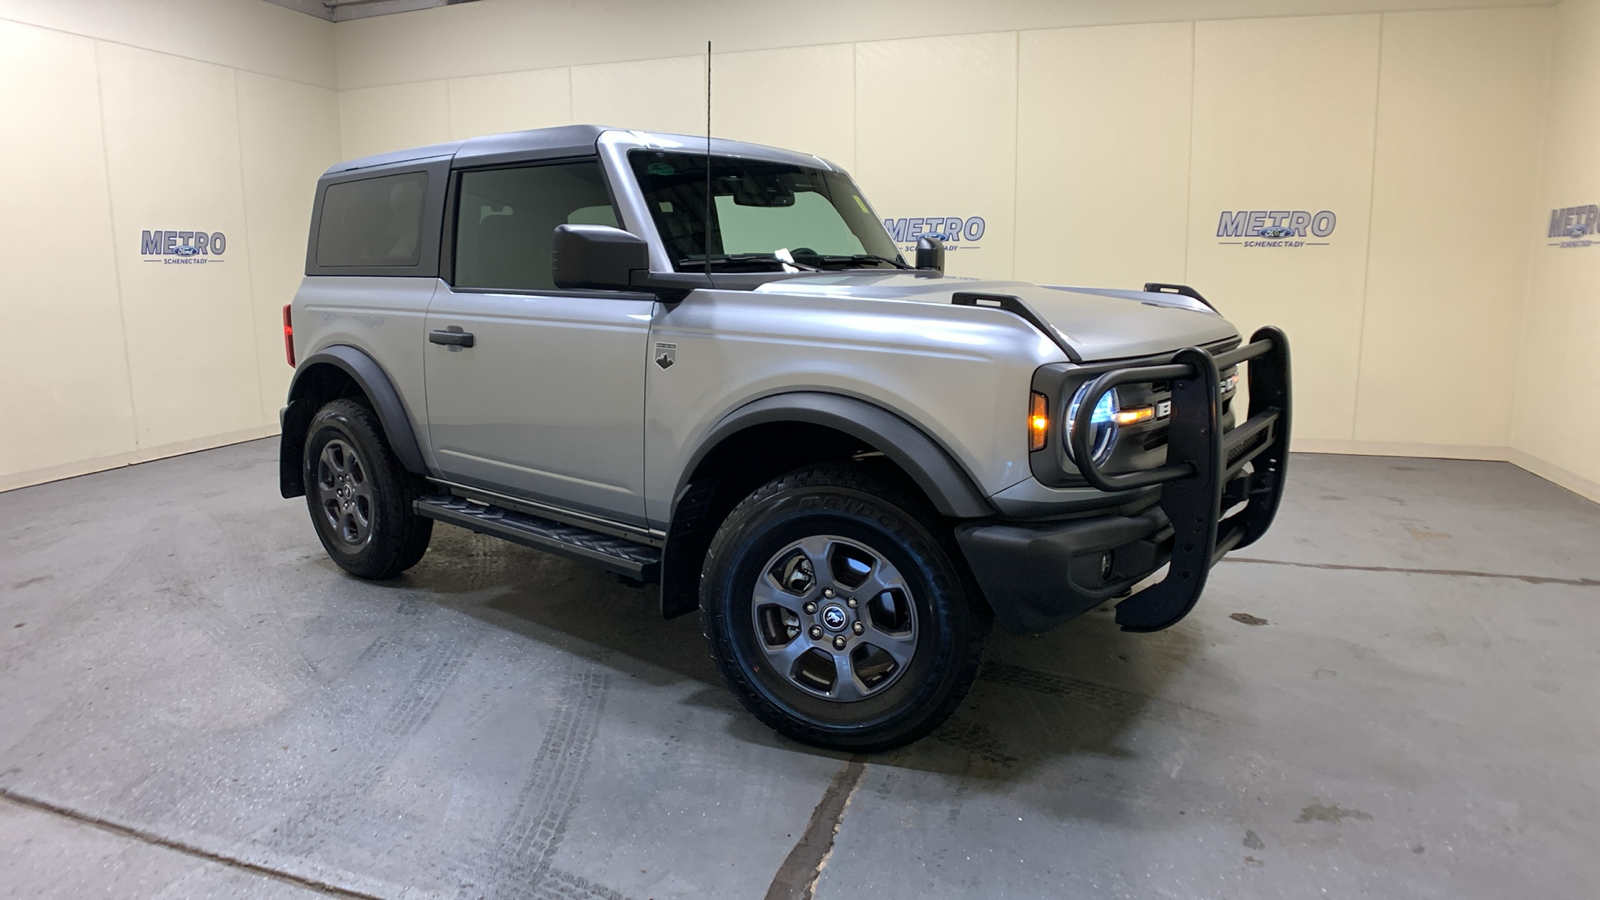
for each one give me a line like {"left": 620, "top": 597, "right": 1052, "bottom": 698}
{"left": 279, "top": 125, "right": 1292, "bottom": 751}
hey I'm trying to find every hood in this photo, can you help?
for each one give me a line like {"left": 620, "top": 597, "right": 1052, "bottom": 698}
{"left": 754, "top": 274, "right": 1240, "bottom": 362}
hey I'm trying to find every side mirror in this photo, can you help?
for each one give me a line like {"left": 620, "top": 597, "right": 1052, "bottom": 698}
{"left": 915, "top": 235, "right": 946, "bottom": 274}
{"left": 553, "top": 224, "right": 649, "bottom": 291}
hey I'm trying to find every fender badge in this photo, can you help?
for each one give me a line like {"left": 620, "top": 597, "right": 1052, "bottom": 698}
{"left": 654, "top": 342, "right": 676, "bottom": 369}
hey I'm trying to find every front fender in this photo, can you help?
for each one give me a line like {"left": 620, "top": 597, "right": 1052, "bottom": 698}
{"left": 680, "top": 392, "right": 994, "bottom": 519}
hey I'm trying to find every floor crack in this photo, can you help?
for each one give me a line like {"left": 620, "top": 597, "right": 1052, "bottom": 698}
{"left": 763, "top": 757, "right": 866, "bottom": 900}
{"left": 0, "top": 787, "right": 386, "bottom": 900}
{"left": 1223, "top": 556, "right": 1600, "bottom": 587}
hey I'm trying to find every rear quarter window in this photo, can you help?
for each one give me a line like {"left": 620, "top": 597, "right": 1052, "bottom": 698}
{"left": 315, "top": 172, "right": 429, "bottom": 268}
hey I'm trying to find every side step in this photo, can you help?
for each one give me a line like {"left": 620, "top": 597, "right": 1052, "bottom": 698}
{"left": 415, "top": 494, "right": 661, "bottom": 581}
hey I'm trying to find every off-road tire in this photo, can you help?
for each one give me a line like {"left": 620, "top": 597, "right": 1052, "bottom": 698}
{"left": 303, "top": 398, "right": 432, "bottom": 579}
{"left": 701, "top": 464, "right": 987, "bottom": 751}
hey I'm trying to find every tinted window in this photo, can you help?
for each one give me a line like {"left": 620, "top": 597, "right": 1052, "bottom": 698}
{"left": 316, "top": 172, "right": 428, "bottom": 267}
{"left": 453, "top": 161, "right": 617, "bottom": 292}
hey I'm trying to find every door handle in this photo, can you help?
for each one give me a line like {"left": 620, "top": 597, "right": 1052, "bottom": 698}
{"left": 429, "top": 328, "right": 475, "bottom": 348}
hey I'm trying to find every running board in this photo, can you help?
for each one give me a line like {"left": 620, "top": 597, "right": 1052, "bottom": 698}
{"left": 415, "top": 494, "right": 661, "bottom": 581}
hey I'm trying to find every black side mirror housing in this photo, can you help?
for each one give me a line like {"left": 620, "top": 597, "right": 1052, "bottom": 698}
{"left": 553, "top": 224, "right": 650, "bottom": 291}
{"left": 915, "top": 235, "right": 946, "bottom": 274}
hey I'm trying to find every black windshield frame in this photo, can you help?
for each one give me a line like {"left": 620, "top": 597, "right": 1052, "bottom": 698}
{"left": 628, "top": 151, "right": 903, "bottom": 272}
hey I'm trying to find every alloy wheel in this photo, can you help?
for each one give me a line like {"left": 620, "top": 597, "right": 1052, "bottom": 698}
{"left": 315, "top": 438, "right": 374, "bottom": 547}
{"left": 751, "top": 535, "right": 918, "bottom": 701}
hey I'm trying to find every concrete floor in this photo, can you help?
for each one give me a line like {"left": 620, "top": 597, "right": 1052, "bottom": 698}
{"left": 2, "top": 440, "right": 1598, "bottom": 900}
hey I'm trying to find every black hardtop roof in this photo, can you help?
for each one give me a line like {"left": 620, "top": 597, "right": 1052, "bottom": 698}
{"left": 323, "top": 124, "right": 612, "bottom": 175}
{"left": 320, "top": 124, "right": 835, "bottom": 180}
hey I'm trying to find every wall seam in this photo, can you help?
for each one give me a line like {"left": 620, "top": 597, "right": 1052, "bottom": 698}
{"left": 851, "top": 42, "right": 859, "bottom": 178}
{"left": 1182, "top": 19, "right": 1198, "bottom": 282}
{"left": 1506, "top": 4, "right": 1560, "bottom": 458}
{"left": 445, "top": 73, "right": 457, "bottom": 138}
{"left": 1348, "top": 12, "right": 1387, "bottom": 443}
{"left": 1009, "top": 30, "right": 1021, "bottom": 280}
{"left": 568, "top": 59, "right": 578, "bottom": 129}
{"left": 231, "top": 70, "right": 270, "bottom": 426}
{"left": 0, "top": 15, "right": 335, "bottom": 91}
{"left": 90, "top": 39, "right": 144, "bottom": 452}
{"left": 562, "top": 66, "right": 575, "bottom": 122}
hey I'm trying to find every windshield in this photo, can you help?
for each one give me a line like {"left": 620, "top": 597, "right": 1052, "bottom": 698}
{"left": 629, "top": 150, "right": 904, "bottom": 272}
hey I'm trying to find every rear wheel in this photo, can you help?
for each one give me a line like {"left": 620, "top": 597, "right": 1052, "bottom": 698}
{"left": 303, "top": 399, "right": 432, "bottom": 579}
{"left": 701, "top": 465, "right": 986, "bottom": 751}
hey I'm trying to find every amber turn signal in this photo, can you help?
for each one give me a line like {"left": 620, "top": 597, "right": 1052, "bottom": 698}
{"left": 1029, "top": 391, "right": 1049, "bottom": 451}
{"left": 1113, "top": 405, "right": 1156, "bottom": 426}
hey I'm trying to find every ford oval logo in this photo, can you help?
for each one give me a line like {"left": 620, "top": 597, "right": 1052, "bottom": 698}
{"left": 1257, "top": 225, "right": 1293, "bottom": 239}
{"left": 172, "top": 245, "right": 200, "bottom": 257}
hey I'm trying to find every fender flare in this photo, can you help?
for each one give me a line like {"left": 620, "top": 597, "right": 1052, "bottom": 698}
{"left": 280, "top": 346, "right": 427, "bottom": 497}
{"left": 679, "top": 392, "right": 995, "bottom": 519}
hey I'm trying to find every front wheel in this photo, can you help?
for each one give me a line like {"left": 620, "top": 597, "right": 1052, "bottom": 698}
{"left": 701, "top": 465, "right": 987, "bottom": 751}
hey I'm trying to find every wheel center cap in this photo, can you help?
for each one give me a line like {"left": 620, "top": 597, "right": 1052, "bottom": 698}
{"left": 820, "top": 604, "right": 849, "bottom": 632}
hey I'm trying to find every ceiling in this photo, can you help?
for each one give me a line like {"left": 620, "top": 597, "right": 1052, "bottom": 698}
{"left": 261, "top": 0, "right": 479, "bottom": 23}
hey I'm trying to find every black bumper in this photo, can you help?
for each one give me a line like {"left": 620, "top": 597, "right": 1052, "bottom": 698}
{"left": 957, "top": 326, "right": 1291, "bottom": 635}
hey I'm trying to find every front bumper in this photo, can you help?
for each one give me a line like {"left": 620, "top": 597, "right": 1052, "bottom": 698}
{"left": 957, "top": 326, "right": 1291, "bottom": 634}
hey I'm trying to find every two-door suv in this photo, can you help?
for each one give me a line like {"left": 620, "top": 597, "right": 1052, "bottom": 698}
{"left": 280, "top": 125, "right": 1291, "bottom": 751}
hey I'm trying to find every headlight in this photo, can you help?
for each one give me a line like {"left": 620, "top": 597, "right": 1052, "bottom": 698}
{"left": 1066, "top": 383, "right": 1119, "bottom": 466}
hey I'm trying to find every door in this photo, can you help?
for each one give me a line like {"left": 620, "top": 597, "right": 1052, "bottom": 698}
{"left": 424, "top": 159, "right": 655, "bottom": 524}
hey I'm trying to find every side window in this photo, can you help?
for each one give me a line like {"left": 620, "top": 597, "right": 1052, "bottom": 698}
{"left": 453, "top": 161, "right": 617, "bottom": 292}
{"left": 316, "top": 172, "right": 428, "bottom": 267}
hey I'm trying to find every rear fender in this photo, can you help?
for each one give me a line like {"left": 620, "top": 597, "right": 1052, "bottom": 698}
{"left": 279, "top": 345, "right": 427, "bottom": 497}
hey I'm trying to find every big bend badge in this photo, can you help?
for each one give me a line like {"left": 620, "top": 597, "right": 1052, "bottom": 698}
{"left": 654, "top": 342, "right": 676, "bottom": 370}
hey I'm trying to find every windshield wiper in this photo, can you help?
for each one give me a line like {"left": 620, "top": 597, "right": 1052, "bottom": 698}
{"left": 816, "top": 253, "right": 911, "bottom": 270}
{"left": 676, "top": 253, "right": 822, "bottom": 272}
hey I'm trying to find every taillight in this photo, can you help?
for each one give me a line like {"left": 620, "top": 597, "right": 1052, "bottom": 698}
{"left": 282, "top": 304, "right": 295, "bottom": 367}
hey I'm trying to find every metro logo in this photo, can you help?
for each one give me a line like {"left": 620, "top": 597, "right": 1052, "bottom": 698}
{"left": 882, "top": 216, "right": 986, "bottom": 244}
{"left": 1547, "top": 205, "right": 1598, "bottom": 246}
{"left": 139, "top": 230, "right": 228, "bottom": 265}
{"left": 1216, "top": 210, "right": 1337, "bottom": 239}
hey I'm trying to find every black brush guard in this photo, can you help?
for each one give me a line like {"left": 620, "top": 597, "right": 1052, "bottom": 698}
{"left": 1068, "top": 326, "right": 1292, "bottom": 632}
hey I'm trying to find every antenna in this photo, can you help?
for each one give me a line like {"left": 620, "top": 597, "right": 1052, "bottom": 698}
{"left": 704, "top": 39, "right": 712, "bottom": 285}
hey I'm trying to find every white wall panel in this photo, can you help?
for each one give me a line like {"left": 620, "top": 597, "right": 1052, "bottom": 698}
{"left": 339, "top": 80, "right": 450, "bottom": 161}
{"left": 237, "top": 72, "right": 341, "bottom": 422}
{"left": 0, "top": 1, "right": 1582, "bottom": 493}
{"left": 447, "top": 68, "right": 572, "bottom": 141}
{"left": 0, "top": 0, "right": 336, "bottom": 88}
{"left": 97, "top": 42, "right": 261, "bottom": 450}
{"left": 855, "top": 32, "right": 1017, "bottom": 279}
{"left": 1513, "top": 0, "right": 1600, "bottom": 499}
{"left": 571, "top": 56, "right": 705, "bottom": 136}
{"left": 1186, "top": 15, "right": 1382, "bottom": 443}
{"left": 0, "top": 21, "right": 136, "bottom": 482}
{"left": 329, "top": 0, "right": 1550, "bottom": 91}
{"left": 1015, "top": 22, "right": 1193, "bottom": 289}
{"left": 1356, "top": 9, "right": 1549, "bottom": 450}
{"left": 712, "top": 45, "right": 855, "bottom": 171}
